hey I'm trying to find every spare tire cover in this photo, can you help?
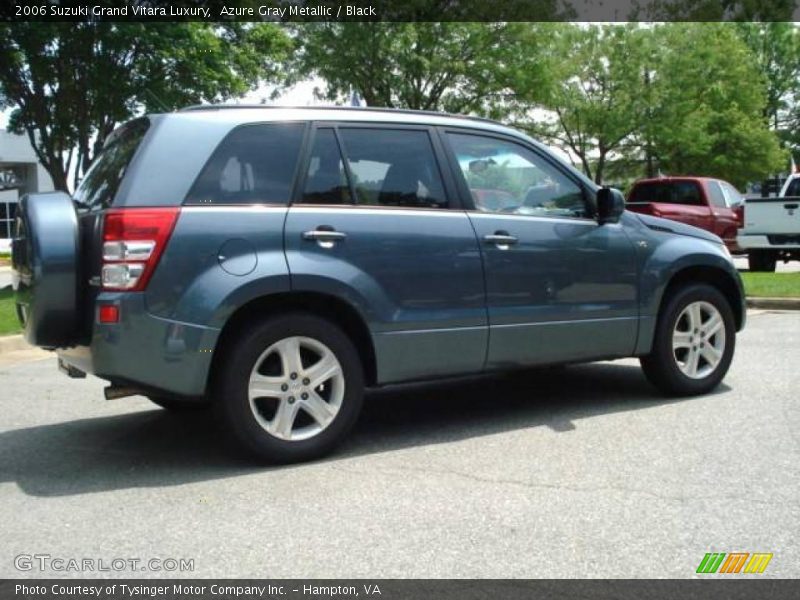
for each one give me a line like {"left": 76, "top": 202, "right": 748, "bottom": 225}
{"left": 12, "top": 192, "right": 79, "bottom": 348}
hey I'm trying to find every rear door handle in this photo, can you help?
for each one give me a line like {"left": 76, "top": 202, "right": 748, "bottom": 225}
{"left": 302, "top": 227, "right": 347, "bottom": 248}
{"left": 483, "top": 232, "right": 518, "bottom": 249}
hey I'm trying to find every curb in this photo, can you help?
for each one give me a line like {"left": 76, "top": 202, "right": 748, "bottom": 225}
{"left": 746, "top": 297, "right": 800, "bottom": 310}
{"left": 0, "top": 334, "right": 31, "bottom": 354}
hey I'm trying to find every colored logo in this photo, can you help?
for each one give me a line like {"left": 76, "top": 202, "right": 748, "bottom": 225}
{"left": 696, "top": 552, "right": 773, "bottom": 574}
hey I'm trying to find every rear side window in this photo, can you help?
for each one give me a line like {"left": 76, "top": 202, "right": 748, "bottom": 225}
{"left": 786, "top": 178, "right": 800, "bottom": 197}
{"left": 339, "top": 128, "right": 448, "bottom": 209}
{"left": 629, "top": 181, "right": 703, "bottom": 206}
{"left": 74, "top": 119, "right": 149, "bottom": 211}
{"left": 298, "top": 127, "right": 448, "bottom": 209}
{"left": 706, "top": 181, "right": 726, "bottom": 207}
{"left": 300, "top": 128, "right": 351, "bottom": 205}
{"left": 185, "top": 123, "right": 304, "bottom": 205}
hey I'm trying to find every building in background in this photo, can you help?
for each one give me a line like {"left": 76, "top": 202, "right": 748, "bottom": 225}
{"left": 0, "top": 131, "right": 54, "bottom": 251}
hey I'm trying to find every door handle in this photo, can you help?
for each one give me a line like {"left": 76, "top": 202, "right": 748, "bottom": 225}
{"left": 483, "top": 232, "right": 518, "bottom": 249}
{"left": 302, "top": 227, "right": 347, "bottom": 248}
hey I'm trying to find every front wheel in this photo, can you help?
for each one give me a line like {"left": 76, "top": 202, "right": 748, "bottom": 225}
{"left": 215, "top": 313, "right": 364, "bottom": 463}
{"left": 640, "top": 283, "right": 735, "bottom": 396}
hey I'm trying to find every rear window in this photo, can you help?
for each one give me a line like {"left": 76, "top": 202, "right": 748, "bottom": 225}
{"left": 73, "top": 119, "right": 149, "bottom": 211}
{"left": 185, "top": 123, "right": 305, "bottom": 205}
{"left": 629, "top": 181, "right": 703, "bottom": 206}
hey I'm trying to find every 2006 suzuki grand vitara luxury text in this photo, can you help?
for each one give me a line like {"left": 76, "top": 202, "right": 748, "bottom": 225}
{"left": 12, "top": 106, "right": 745, "bottom": 463}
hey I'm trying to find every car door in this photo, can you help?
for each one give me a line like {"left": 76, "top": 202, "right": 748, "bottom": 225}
{"left": 440, "top": 129, "right": 639, "bottom": 368}
{"left": 284, "top": 124, "right": 487, "bottom": 384}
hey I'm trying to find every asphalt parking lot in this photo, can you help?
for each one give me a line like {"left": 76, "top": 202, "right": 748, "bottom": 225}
{"left": 0, "top": 310, "right": 798, "bottom": 579}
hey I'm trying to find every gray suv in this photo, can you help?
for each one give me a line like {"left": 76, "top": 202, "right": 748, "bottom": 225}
{"left": 12, "top": 106, "right": 745, "bottom": 463}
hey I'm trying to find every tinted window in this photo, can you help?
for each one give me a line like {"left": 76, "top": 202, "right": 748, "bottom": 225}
{"left": 447, "top": 133, "right": 588, "bottom": 218}
{"left": 337, "top": 128, "right": 448, "bottom": 209}
{"left": 185, "top": 123, "right": 304, "bottom": 205}
{"left": 300, "top": 128, "right": 351, "bottom": 205}
{"left": 629, "top": 181, "right": 703, "bottom": 206}
{"left": 74, "top": 118, "right": 149, "bottom": 211}
{"left": 707, "top": 181, "right": 726, "bottom": 208}
{"left": 786, "top": 178, "right": 800, "bottom": 197}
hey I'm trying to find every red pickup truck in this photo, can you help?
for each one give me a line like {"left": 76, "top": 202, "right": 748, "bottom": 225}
{"left": 626, "top": 177, "right": 744, "bottom": 253}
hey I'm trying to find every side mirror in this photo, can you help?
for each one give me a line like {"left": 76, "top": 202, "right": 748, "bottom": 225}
{"left": 597, "top": 187, "right": 625, "bottom": 225}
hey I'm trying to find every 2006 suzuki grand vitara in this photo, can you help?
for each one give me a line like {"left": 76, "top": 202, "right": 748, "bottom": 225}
{"left": 12, "top": 106, "right": 745, "bottom": 463}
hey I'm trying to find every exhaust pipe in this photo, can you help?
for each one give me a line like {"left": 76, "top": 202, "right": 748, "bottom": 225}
{"left": 104, "top": 385, "right": 144, "bottom": 401}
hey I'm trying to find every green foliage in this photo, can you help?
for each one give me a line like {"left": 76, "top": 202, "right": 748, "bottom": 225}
{"left": 0, "top": 23, "right": 292, "bottom": 191}
{"left": 736, "top": 23, "right": 800, "bottom": 161}
{"left": 292, "top": 22, "right": 552, "bottom": 118}
{"left": 518, "top": 24, "right": 652, "bottom": 183}
{"left": 645, "top": 24, "right": 785, "bottom": 187}
{"left": 634, "top": 0, "right": 796, "bottom": 20}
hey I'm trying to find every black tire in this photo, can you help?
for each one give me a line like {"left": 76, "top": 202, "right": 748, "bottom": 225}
{"left": 748, "top": 251, "right": 776, "bottom": 272}
{"left": 640, "top": 283, "right": 736, "bottom": 396}
{"left": 214, "top": 313, "right": 364, "bottom": 463}
{"left": 148, "top": 396, "right": 210, "bottom": 411}
{"left": 12, "top": 192, "right": 80, "bottom": 347}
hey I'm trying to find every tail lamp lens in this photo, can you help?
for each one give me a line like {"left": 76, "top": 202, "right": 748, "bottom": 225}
{"left": 101, "top": 208, "right": 179, "bottom": 291}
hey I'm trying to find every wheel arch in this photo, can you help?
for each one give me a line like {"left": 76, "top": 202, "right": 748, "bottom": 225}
{"left": 660, "top": 265, "right": 745, "bottom": 331}
{"left": 208, "top": 291, "right": 378, "bottom": 392}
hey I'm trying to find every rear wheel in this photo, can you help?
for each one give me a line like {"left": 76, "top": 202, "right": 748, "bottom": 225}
{"left": 215, "top": 313, "right": 364, "bottom": 463}
{"left": 748, "top": 250, "right": 776, "bottom": 272}
{"left": 640, "top": 283, "right": 735, "bottom": 396}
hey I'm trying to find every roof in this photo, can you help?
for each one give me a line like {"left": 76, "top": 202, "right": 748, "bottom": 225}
{"left": 633, "top": 176, "right": 719, "bottom": 185}
{"left": 172, "top": 104, "right": 519, "bottom": 137}
{"left": 180, "top": 103, "right": 503, "bottom": 125}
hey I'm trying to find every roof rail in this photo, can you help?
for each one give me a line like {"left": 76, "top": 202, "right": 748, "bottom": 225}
{"left": 178, "top": 103, "right": 504, "bottom": 127}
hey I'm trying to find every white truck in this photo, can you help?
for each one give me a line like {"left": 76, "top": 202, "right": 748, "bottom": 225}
{"left": 738, "top": 173, "right": 800, "bottom": 271}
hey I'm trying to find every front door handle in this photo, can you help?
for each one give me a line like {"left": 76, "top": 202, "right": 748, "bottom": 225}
{"left": 303, "top": 227, "right": 347, "bottom": 249}
{"left": 483, "top": 232, "right": 518, "bottom": 249}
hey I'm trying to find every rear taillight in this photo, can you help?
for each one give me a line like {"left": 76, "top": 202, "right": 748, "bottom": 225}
{"left": 101, "top": 208, "right": 179, "bottom": 291}
{"left": 735, "top": 205, "right": 745, "bottom": 228}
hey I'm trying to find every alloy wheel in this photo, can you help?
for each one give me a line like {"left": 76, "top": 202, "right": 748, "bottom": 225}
{"left": 248, "top": 336, "right": 345, "bottom": 441}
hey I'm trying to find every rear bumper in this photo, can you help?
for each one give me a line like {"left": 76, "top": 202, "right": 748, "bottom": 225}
{"left": 57, "top": 292, "right": 220, "bottom": 397}
{"left": 738, "top": 234, "right": 800, "bottom": 250}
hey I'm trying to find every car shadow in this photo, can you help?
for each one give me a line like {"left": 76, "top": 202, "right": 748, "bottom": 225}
{"left": 0, "top": 362, "right": 727, "bottom": 497}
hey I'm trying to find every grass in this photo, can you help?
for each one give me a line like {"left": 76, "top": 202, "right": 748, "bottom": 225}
{"left": 0, "top": 287, "right": 21, "bottom": 336}
{"left": 0, "top": 253, "right": 10, "bottom": 267}
{"left": 740, "top": 272, "right": 800, "bottom": 298}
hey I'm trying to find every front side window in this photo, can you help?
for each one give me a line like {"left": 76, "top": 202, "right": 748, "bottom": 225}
{"left": 185, "top": 123, "right": 304, "bottom": 205}
{"left": 446, "top": 132, "right": 588, "bottom": 219}
{"left": 629, "top": 181, "right": 703, "bottom": 206}
{"left": 785, "top": 178, "right": 800, "bottom": 197}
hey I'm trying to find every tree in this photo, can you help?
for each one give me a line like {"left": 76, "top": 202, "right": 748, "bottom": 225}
{"left": 516, "top": 24, "right": 652, "bottom": 184}
{"left": 643, "top": 24, "right": 785, "bottom": 188}
{"left": 292, "top": 21, "right": 552, "bottom": 117}
{"left": 634, "top": 0, "right": 796, "bottom": 20}
{"left": 736, "top": 23, "right": 800, "bottom": 162}
{"left": 0, "top": 23, "right": 292, "bottom": 191}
